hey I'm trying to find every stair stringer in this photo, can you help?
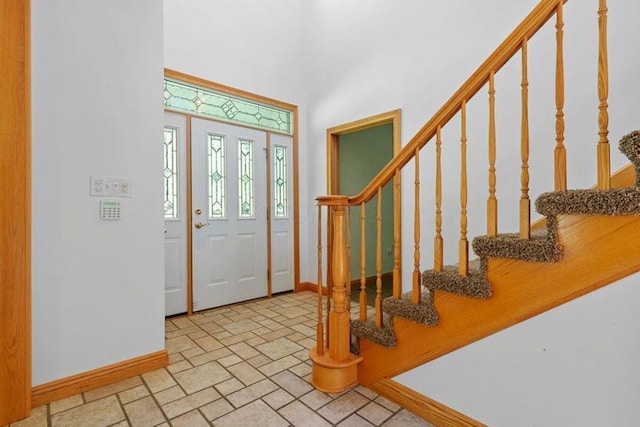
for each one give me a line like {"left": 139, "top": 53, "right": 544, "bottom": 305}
{"left": 357, "top": 212, "right": 640, "bottom": 385}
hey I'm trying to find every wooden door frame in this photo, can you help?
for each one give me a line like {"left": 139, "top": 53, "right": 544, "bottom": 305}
{"left": 326, "top": 109, "right": 402, "bottom": 292}
{"left": 1, "top": 0, "right": 32, "bottom": 423}
{"left": 164, "top": 69, "right": 301, "bottom": 315}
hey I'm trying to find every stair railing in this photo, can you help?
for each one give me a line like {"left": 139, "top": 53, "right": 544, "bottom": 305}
{"left": 310, "top": 0, "right": 610, "bottom": 392}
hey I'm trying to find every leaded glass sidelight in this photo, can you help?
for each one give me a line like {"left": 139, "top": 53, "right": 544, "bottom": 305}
{"left": 208, "top": 134, "right": 226, "bottom": 219}
{"left": 163, "top": 127, "right": 179, "bottom": 219}
{"left": 238, "top": 139, "right": 254, "bottom": 218}
{"left": 273, "top": 145, "right": 288, "bottom": 218}
{"left": 164, "top": 78, "right": 293, "bottom": 135}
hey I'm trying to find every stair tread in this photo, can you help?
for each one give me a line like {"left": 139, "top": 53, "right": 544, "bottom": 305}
{"left": 472, "top": 227, "right": 562, "bottom": 263}
{"left": 536, "top": 187, "right": 640, "bottom": 216}
{"left": 422, "top": 264, "right": 492, "bottom": 299}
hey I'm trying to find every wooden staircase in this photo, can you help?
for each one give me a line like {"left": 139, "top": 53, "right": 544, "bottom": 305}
{"left": 309, "top": 0, "right": 640, "bottom": 409}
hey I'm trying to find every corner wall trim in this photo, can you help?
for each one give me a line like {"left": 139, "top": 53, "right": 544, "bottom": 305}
{"left": 297, "top": 282, "right": 328, "bottom": 296}
{"left": 31, "top": 350, "right": 168, "bottom": 407}
{"left": 369, "top": 378, "right": 486, "bottom": 427}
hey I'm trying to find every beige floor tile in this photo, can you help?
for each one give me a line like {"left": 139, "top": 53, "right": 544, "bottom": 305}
{"left": 226, "top": 361, "right": 265, "bottom": 386}
{"left": 245, "top": 335, "right": 267, "bottom": 346}
{"left": 154, "top": 385, "right": 186, "bottom": 406}
{"left": 279, "top": 400, "right": 332, "bottom": 426}
{"left": 168, "top": 353, "right": 184, "bottom": 364}
{"left": 142, "top": 368, "right": 177, "bottom": 393}
{"left": 200, "top": 398, "right": 234, "bottom": 421}
{"left": 298, "top": 337, "right": 318, "bottom": 349}
{"left": 51, "top": 395, "right": 125, "bottom": 427}
{"left": 161, "top": 387, "right": 220, "bottom": 419}
{"left": 118, "top": 385, "right": 149, "bottom": 404}
{"left": 180, "top": 346, "right": 205, "bottom": 359}
{"left": 355, "top": 385, "right": 378, "bottom": 400}
{"left": 165, "top": 335, "right": 197, "bottom": 354}
{"left": 317, "top": 390, "right": 370, "bottom": 424}
{"left": 258, "top": 355, "right": 300, "bottom": 377}
{"left": 246, "top": 354, "right": 272, "bottom": 368}
{"left": 168, "top": 409, "right": 210, "bottom": 427}
{"left": 382, "top": 409, "right": 433, "bottom": 426}
{"left": 291, "top": 323, "right": 316, "bottom": 337}
{"left": 219, "top": 331, "right": 257, "bottom": 346}
{"left": 289, "top": 361, "right": 313, "bottom": 378}
{"left": 49, "top": 394, "right": 83, "bottom": 415}
{"left": 193, "top": 335, "right": 223, "bottom": 352}
{"left": 220, "top": 318, "right": 262, "bottom": 335}
{"left": 84, "top": 376, "right": 143, "bottom": 402}
{"left": 217, "top": 354, "right": 242, "bottom": 367}
{"left": 172, "top": 361, "right": 232, "bottom": 394}
{"left": 262, "top": 389, "right": 294, "bottom": 410}
{"left": 337, "top": 413, "right": 375, "bottom": 426}
{"left": 256, "top": 337, "right": 303, "bottom": 360}
{"left": 189, "top": 347, "right": 232, "bottom": 366}
{"left": 259, "top": 327, "right": 294, "bottom": 342}
{"left": 10, "top": 405, "right": 48, "bottom": 427}
{"left": 171, "top": 317, "right": 196, "bottom": 329}
{"left": 165, "top": 325, "right": 200, "bottom": 339}
{"left": 357, "top": 401, "right": 393, "bottom": 425}
{"left": 273, "top": 305, "right": 309, "bottom": 319}
{"left": 300, "top": 389, "right": 332, "bottom": 410}
{"left": 271, "top": 370, "right": 313, "bottom": 397}
{"left": 374, "top": 396, "right": 400, "bottom": 412}
{"left": 124, "top": 396, "right": 166, "bottom": 426}
{"left": 226, "top": 378, "right": 278, "bottom": 408}
{"left": 227, "top": 341, "right": 260, "bottom": 359}
{"left": 214, "top": 377, "right": 245, "bottom": 396}
{"left": 167, "top": 359, "right": 192, "bottom": 375}
{"left": 213, "top": 399, "right": 289, "bottom": 427}
{"left": 258, "top": 318, "right": 287, "bottom": 331}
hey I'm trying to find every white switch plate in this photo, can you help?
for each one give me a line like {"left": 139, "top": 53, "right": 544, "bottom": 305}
{"left": 90, "top": 176, "right": 131, "bottom": 197}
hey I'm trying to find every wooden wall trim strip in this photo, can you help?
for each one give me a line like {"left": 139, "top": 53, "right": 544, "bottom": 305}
{"left": 369, "top": 378, "right": 486, "bottom": 427}
{"left": 0, "top": 0, "right": 31, "bottom": 424}
{"left": 31, "top": 350, "right": 168, "bottom": 408}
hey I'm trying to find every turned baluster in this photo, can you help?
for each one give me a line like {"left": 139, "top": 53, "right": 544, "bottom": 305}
{"left": 487, "top": 71, "right": 498, "bottom": 237}
{"left": 520, "top": 38, "right": 531, "bottom": 239}
{"left": 434, "top": 126, "right": 444, "bottom": 272}
{"left": 459, "top": 101, "right": 469, "bottom": 276}
{"left": 375, "top": 187, "right": 383, "bottom": 328}
{"left": 597, "top": 0, "right": 610, "bottom": 190}
{"left": 555, "top": 2, "right": 567, "bottom": 192}
{"left": 345, "top": 206, "right": 351, "bottom": 313}
{"left": 393, "top": 170, "right": 401, "bottom": 299}
{"left": 359, "top": 202, "right": 367, "bottom": 322}
{"left": 413, "top": 149, "right": 421, "bottom": 304}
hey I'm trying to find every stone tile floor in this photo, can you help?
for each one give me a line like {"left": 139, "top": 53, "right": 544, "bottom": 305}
{"left": 11, "top": 291, "right": 432, "bottom": 426}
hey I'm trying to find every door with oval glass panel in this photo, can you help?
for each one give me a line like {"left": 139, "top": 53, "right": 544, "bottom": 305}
{"left": 191, "top": 117, "right": 269, "bottom": 311}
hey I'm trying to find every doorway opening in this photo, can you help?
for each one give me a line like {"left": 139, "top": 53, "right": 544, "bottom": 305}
{"left": 326, "top": 110, "right": 401, "bottom": 304}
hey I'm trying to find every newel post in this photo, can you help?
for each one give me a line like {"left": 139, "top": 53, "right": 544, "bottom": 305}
{"left": 310, "top": 196, "right": 363, "bottom": 393}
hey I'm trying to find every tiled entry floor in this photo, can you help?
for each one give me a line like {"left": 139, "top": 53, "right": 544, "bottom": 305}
{"left": 12, "top": 291, "right": 432, "bottom": 427}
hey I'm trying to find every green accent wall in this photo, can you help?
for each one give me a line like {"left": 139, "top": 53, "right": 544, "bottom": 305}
{"left": 338, "top": 123, "right": 394, "bottom": 281}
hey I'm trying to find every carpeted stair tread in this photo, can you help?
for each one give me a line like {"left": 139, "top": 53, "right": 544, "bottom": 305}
{"left": 472, "top": 226, "right": 562, "bottom": 263}
{"left": 536, "top": 187, "right": 640, "bottom": 216}
{"left": 422, "top": 262, "right": 492, "bottom": 299}
{"left": 619, "top": 130, "right": 640, "bottom": 187}
{"left": 382, "top": 291, "right": 439, "bottom": 326}
{"left": 351, "top": 318, "right": 396, "bottom": 348}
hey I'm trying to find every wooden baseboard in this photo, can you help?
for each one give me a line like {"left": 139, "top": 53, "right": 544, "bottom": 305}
{"left": 369, "top": 378, "right": 486, "bottom": 427}
{"left": 32, "top": 350, "right": 168, "bottom": 407}
{"left": 297, "top": 282, "right": 329, "bottom": 296}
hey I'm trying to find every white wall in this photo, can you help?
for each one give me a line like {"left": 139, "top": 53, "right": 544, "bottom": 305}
{"left": 32, "top": 0, "right": 165, "bottom": 385}
{"left": 163, "top": 0, "right": 313, "bottom": 278}
{"left": 395, "top": 273, "right": 640, "bottom": 426}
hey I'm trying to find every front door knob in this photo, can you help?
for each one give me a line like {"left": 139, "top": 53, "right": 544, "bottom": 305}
{"left": 194, "top": 221, "right": 210, "bottom": 229}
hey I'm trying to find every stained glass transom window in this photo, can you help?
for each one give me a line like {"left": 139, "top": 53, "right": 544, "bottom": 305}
{"left": 273, "top": 145, "right": 288, "bottom": 218}
{"left": 164, "top": 79, "right": 293, "bottom": 135}
{"left": 163, "top": 127, "right": 179, "bottom": 219}
{"left": 208, "top": 134, "right": 226, "bottom": 219}
{"left": 238, "top": 140, "right": 254, "bottom": 218}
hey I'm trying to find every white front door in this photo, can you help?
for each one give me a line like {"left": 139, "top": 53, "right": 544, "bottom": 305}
{"left": 191, "top": 117, "right": 268, "bottom": 310}
{"left": 270, "top": 133, "right": 294, "bottom": 294}
{"left": 164, "top": 112, "right": 188, "bottom": 316}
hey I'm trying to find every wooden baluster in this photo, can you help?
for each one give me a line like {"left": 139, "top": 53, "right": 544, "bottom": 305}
{"left": 459, "top": 101, "right": 469, "bottom": 276}
{"left": 597, "top": 0, "right": 610, "bottom": 190}
{"left": 413, "top": 149, "right": 421, "bottom": 304}
{"left": 520, "top": 38, "right": 531, "bottom": 239}
{"left": 393, "top": 170, "right": 401, "bottom": 299}
{"left": 359, "top": 202, "right": 367, "bottom": 322}
{"left": 375, "top": 187, "right": 383, "bottom": 327}
{"left": 487, "top": 71, "right": 498, "bottom": 237}
{"left": 434, "top": 126, "right": 444, "bottom": 272}
{"left": 316, "top": 205, "right": 324, "bottom": 355}
{"left": 345, "top": 206, "right": 351, "bottom": 313}
{"left": 555, "top": 2, "right": 567, "bottom": 192}
{"left": 328, "top": 199, "right": 350, "bottom": 362}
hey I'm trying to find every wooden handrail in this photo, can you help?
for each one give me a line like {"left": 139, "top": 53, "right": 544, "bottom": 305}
{"left": 313, "top": 0, "right": 568, "bottom": 209}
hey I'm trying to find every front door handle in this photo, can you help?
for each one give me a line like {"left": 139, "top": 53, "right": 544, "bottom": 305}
{"left": 194, "top": 222, "right": 210, "bottom": 229}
